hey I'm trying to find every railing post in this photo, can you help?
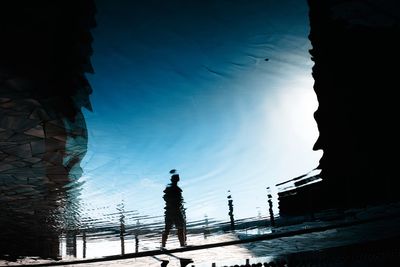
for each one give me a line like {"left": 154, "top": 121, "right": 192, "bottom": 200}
{"left": 227, "top": 190, "right": 235, "bottom": 231}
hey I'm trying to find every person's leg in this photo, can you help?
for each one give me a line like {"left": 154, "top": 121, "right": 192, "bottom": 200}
{"left": 162, "top": 219, "right": 172, "bottom": 248}
{"left": 177, "top": 227, "right": 186, "bottom": 247}
{"left": 161, "top": 228, "right": 169, "bottom": 248}
{"left": 176, "top": 214, "right": 187, "bottom": 247}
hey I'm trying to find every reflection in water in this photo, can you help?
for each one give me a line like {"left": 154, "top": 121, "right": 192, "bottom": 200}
{"left": 81, "top": 0, "right": 321, "bottom": 229}
{"left": 0, "top": 0, "right": 322, "bottom": 263}
{"left": 58, "top": 209, "right": 273, "bottom": 259}
{"left": 161, "top": 170, "right": 187, "bottom": 248}
{"left": 0, "top": 1, "right": 95, "bottom": 260}
{"left": 0, "top": 75, "right": 91, "bottom": 260}
{"left": 1, "top": 1, "right": 400, "bottom": 266}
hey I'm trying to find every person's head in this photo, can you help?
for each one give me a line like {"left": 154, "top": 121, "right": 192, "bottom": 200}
{"left": 171, "top": 174, "right": 180, "bottom": 183}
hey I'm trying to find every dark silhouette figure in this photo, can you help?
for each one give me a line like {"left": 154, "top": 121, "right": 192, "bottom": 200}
{"left": 161, "top": 170, "right": 187, "bottom": 248}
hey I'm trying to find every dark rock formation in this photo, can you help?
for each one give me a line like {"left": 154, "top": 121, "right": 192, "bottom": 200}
{"left": 0, "top": 1, "right": 96, "bottom": 259}
{"left": 278, "top": 0, "right": 400, "bottom": 216}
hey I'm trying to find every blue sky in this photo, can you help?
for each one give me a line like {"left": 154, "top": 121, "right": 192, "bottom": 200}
{"left": 79, "top": 0, "right": 322, "bottom": 224}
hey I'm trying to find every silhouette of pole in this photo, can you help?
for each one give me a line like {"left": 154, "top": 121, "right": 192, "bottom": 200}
{"left": 117, "top": 202, "right": 126, "bottom": 255}
{"left": 135, "top": 235, "right": 139, "bottom": 253}
{"left": 135, "top": 219, "right": 140, "bottom": 253}
{"left": 120, "top": 218, "right": 125, "bottom": 255}
{"left": 82, "top": 231, "right": 86, "bottom": 258}
{"left": 203, "top": 214, "right": 210, "bottom": 239}
{"left": 266, "top": 187, "right": 275, "bottom": 227}
{"left": 227, "top": 190, "right": 235, "bottom": 231}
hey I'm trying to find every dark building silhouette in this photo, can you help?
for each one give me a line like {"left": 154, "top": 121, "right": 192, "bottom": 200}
{"left": 0, "top": 1, "right": 96, "bottom": 259}
{"left": 278, "top": 0, "right": 400, "bottom": 216}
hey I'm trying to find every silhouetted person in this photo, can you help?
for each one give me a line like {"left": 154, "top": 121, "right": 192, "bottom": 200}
{"left": 161, "top": 169, "right": 187, "bottom": 248}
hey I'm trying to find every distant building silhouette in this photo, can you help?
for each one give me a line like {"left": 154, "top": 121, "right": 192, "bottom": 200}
{"left": 0, "top": 1, "right": 95, "bottom": 259}
{"left": 278, "top": 0, "right": 400, "bottom": 216}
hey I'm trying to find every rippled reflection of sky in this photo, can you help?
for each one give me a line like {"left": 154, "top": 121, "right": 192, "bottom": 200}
{"left": 80, "top": 0, "right": 322, "bottom": 223}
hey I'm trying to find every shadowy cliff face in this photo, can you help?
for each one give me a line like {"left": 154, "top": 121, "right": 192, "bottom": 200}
{"left": 309, "top": 0, "right": 400, "bottom": 207}
{"left": 0, "top": 1, "right": 96, "bottom": 259}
